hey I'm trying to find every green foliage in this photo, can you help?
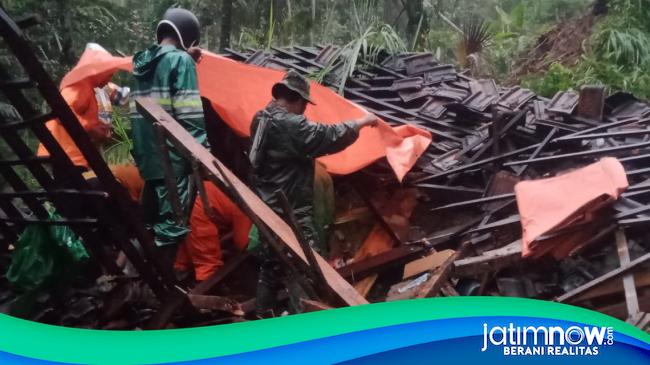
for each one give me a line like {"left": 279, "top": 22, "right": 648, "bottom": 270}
{"left": 574, "top": 57, "right": 650, "bottom": 100}
{"left": 516, "top": 0, "right": 650, "bottom": 100}
{"left": 423, "top": 29, "right": 458, "bottom": 63}
{"left": 103, "top": 108, "right": 134, "bottom": 165}
{"left": 593, "top": 27, "right": 650, "bottom": 65}
{"left": 578, "top": 0, "right": 650, "bottom": 99}
{"left": 315, "top": 22, "right": 406, "bottom": 93}
{"left": 521, "top": 62, "right": 575, "bottom": 98}
{"left": 3, "top": 0, "right": 156, "bottom": 80}
{"left": 2, "top": 0, "right": 647, "bottom": 101}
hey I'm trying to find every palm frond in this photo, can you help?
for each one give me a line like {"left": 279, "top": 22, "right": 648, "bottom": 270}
{"left": 457, "top": 17, "right": 493, "bottom": 68}
{"left": 320, "top": 23, "right": 405, "bottom": 94}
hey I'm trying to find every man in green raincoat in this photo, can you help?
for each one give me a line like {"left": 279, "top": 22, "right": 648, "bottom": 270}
{"left": 249, "top": 70, "right": 378, "bottom": 316}
{"left": 130, "top": 8, "right": 208, "bottom": 258}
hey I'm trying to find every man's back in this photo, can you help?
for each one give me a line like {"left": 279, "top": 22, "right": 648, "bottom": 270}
{"left": 250, "top": 100, "right": 359, "bottom": 220}
{"left": 130, "top": 44, "right": 207, "bottom": 181}
{"left": 250, "top": 102, "right": 314, "bottom": 212}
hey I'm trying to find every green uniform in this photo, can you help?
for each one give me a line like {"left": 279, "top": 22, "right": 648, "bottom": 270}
{"left": 250, "top": 101, "right": 358, "bottom": 253}
{"left": 250, "top": 100, "right": 359, "bottom": 315}
{"left": 129, "top": 44, "right": 208, "bottom": 247}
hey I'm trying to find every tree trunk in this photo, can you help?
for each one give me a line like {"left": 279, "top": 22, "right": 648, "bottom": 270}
{"left": 310, "top": 0, "right": 316, "bottom": 44}
{"left": 58, "top": 0, "right": 75, "bottom": 65}
{"left": 405, "top": 0, "right": 428, "bottom": 50}
{"left": 383, "top": 0, "right": 403, "bottom": 25}
{"left": 286, "top": 0, "right": 293, "bottom": 45}
{"left": 219, "top": 0, "right": 233, "bottom": 51}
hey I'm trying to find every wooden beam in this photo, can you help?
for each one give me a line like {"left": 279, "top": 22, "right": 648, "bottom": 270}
{"left": 415, "top": 241, "right": 471, "bottom": 299}
{"left": 135, "top": 97, "right": 368, "bottom": 307}
{"left": 453, "top": 240, "right": 522, "bottom": 277}
{"left": 276, "top": 190, "right": 330, "bottom": 302}
{"left": 188, "top": 294, "right": 243, "bottom": 315}
{"left": 572, "top": 271, "right": 650, "bottom": 303}
{"left": 557, "top": 250, "right": 650, "bottom": 303}
{"left": 597, "top": 292, "right": 650, "bottom": 321}
{"left": 354, "top": 274, "right": 378, "bottom": 298}
{"left": 403, "top": 249, "right": 454, "bottom": 280}
{"left": 615, "top": 230, "right": 640, "bottom": 320}
{"left": 301, "top": 299, "right": 334, "bottom": 313}
{"left": 146, "top": 252, "right": 249, "bottom": 330}
{"left": 337, "top": 245, "right": 424, "bottom": 280}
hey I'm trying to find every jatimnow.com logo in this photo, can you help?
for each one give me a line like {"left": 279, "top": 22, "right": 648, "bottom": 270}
{"left": 481, "top": 323, "right": 614, "bottom": 356}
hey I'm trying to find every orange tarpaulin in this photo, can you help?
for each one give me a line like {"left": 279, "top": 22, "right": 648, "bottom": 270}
{"left": 55, "top": 49, "right": 431, "bottom": 180}
{"left": 59, "top": 48, "right": 132, "bottom": 90}
{"left": 196, "top": 52, "right": 432, "bottom": 181}
{"left": 515, "top": 158, "right": 629, "bottom": 259}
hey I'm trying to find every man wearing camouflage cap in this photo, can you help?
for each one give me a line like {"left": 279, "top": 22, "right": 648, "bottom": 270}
{"left": 249, "top": 69, "right": 377, "bottom": 317}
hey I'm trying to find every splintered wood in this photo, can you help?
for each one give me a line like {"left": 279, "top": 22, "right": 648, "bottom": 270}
{"left": 403, "top": 250, "right": 454, "bottom": 280}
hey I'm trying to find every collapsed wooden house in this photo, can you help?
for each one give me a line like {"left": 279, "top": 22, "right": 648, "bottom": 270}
{"left": 0, "top": 8, "right": 649, "bottom": 331}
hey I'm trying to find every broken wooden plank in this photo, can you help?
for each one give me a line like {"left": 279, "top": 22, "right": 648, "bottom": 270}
{"left": 615, "top": 229, "right": 640, "bottom": 321}
{"left": 630, "top": 312, "right": 650, "bottom": 331}
{"left": 136, "top": 97, "right": 368, "bottom": 307}
{"left": 334, "top": 207, "right": 371, "bottom": 225}
{"left": 597, "top": 292, "right": 650, "bottom": 321}
{"left": 191, "top": 252, "right": 250, "bottom": 296}
{"left": 354, "top": 274, "right": 378, "bottom": 298}
{"left": 353, "top": 186, "right": 405, "bottom": 248}
{"left": 301, "top": 299, "right": 334, "bottom": 313}
{"left": 146, "top": 252, "right": 250, "bottom": 329}
{"left": 572, "top": 270, "right": 650, "bottom": 303}
{"left": 414, "top": 241, "right": 471, "bottom": 298}
{"left": 557, "top": 250, "right": 650, "bottom": 303}
{"left": 277, "top": 190, "right": 330, "bottom": 302}
{"left": 188, "top": 294, "right": 244, "bottom": 316}
{"left": 403, "top": 249, "right": 454, "bottom": 279}
{"left": 337, "top": 245, "right": 425, "bottom": 281}
{"left": 386, "top": 273, "right": 434, "bottom": 302}
{"left": 387, "top": 242, "right": 470, "bottom": 301}
{"left": 453, "top": 240, "right": 522, "bottom": 277}
{"left": 441, "top": 284, "right": 460, "bottom": 296}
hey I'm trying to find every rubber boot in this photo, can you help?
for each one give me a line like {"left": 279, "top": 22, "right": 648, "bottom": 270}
{"left": 255, "top": 259, "right": 283, "bottom": 318}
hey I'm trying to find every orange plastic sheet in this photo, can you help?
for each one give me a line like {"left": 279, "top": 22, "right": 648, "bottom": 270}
{"left": 59, "top": 48, "right": 132, "bottom": 90}
{"left": 515, "top": 158, "right": 629, "bottom": 259}
{"left": 196, "top": 52, "right": 432, "bottom": 181}
{"left": 56, "top": 49, "right": 431, "bottom": 181}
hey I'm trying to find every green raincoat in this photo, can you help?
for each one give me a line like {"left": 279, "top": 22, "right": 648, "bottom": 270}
{"left": 130, "top": 44, "right": 208, "bottom": 246}
{"left": 249, "top": 101, "right": 359, "bottom": 254}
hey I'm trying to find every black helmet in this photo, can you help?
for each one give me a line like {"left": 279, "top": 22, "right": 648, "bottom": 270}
{"left": 156, "top": 8, "right": 200, "bottom": 50}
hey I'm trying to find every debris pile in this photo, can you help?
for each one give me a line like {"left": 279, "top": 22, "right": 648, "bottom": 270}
{"left": 1, "top": 6, "right": 649, "bottom": 330}
{"left": 223, "top": 46, "right": 650, "bottom": 329}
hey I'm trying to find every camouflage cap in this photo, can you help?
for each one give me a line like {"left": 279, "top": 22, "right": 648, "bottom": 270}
{"left": 272, "top": 69, "right": 315, "bottom": 105}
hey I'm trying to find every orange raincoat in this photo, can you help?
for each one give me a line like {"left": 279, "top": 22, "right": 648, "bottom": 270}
{"left": 37, "top": 48, "right": 132, "bottom": 169}
{"left": 175, "top": 183, "right": 252, "bottom": 281}
{"left": 86, "top": 163, "right": 249, "bottom": 281}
